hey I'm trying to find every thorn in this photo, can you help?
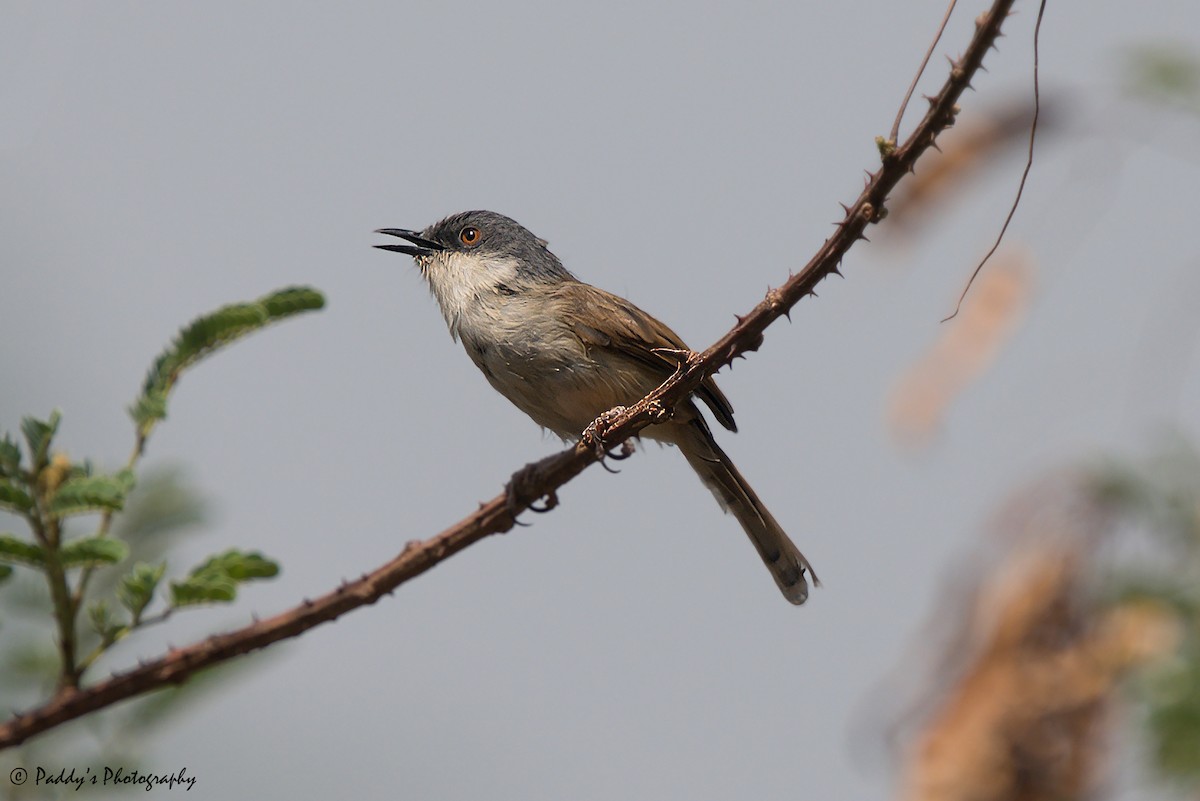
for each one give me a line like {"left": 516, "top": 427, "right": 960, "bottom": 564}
{"left": 856, "top": 233, "right": 870, "bottom": 242}
{"left": 303, "top": 597, "right": 314, "bottom": 607}
{"left": 839, "top": 202, "right": 851, "bottom": 214}
{"left": 830, "top": 266, "right": 843, "bottom": 278}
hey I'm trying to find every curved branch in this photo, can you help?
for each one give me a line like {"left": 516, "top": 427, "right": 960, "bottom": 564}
{"left": 0, "top": 0, "right": 1019, "bottom": 750}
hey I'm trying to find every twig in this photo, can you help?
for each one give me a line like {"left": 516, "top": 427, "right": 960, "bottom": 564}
{"left": 943, "top": 0, "right": 1047, "bottom": 321}
{"left": 0, "top": 0, "right": 1021, "bottom": 751}
{"left": 890, "top": 0, "right": 961, "bottom": 146}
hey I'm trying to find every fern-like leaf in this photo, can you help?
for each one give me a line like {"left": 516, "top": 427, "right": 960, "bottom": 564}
{"left": 129, "top": 286, "right": 325, "bottom": 433}
{"left": 170, "top": 549, "right": 279, "bottom": 607}
{"left": 0, "top": 534, "right": 47, "bottom": 567}
{"left": 49, "top": 470, "right": 136, "bottom": 517}
{"left": 58, "top": 537, "right": 129, "bottom": 568}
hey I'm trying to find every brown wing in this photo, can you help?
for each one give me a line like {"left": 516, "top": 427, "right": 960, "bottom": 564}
{"left": 552, "top": 280, "right": 737, "bottom": 432}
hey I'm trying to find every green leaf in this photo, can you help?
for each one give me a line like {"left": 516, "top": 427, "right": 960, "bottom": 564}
{"left": 129, "top": 394, "right": 168, "bottom": 429}
{"left": 189, "top": 549, "right": 280, "bottom": 581}
{"left": 129, "top": 286, "right": 325, "bottom": 432}
{"left": 58, "top": 537, "right": 129, "bottom": 568}
{"left": 87, "top": 599, "right": 128, "bottom": 640}
{"left": 0, "top": 479, "right": 33, "bottom": 514}
{"left": 0, "top": 534, "right": 47, "bottom": 567}
{"left": 169, "top": 549, "right": 279, "bottom": 607}
{"left": 20, "top": 411, "right": 61, "bottom": 470}
{"left": 0, "top": 434, "right": 20, "bottom": 476}
{"left": 259, "top": 285, "right": 327, "bottom": 317}
{"left": 118, "top": 562, "right": 166, "bottom": 620}
{"left": 49, "top": 470, "right": 136, "bottom": 517}
{"left": 170, "top": 573, "right": 238, "bottom": 606}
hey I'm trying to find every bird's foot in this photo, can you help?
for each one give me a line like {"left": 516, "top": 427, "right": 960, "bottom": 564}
{"left": 581, "top": 406, "right": 628, "bottom": 459}
{"left": 505, "top": 461, "right": 559, "bottom": 521}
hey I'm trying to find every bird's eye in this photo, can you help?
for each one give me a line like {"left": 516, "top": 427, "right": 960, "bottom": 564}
{"left": 459, "top": 227, "right": 481, "bottom": 246}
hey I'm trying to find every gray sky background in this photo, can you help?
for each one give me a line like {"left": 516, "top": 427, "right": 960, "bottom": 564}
{"left": 2, "top": 1, "right": 1199, "bottom": 799}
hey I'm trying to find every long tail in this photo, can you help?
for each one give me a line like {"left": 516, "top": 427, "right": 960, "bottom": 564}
{"left": 673, "top": 421, "right": 817, "bottom": 605}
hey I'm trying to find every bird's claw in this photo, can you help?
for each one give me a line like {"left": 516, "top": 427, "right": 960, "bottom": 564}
{"left": 607, "top": 440, "right": 635, "bottom": 460}
{"left": 527, "top": 491, "right": 559, "bottom": 513}
{"left": 597, "top": 439, "right": 636, "bottom": 473}
{"left": 581, "top": 406, "right": 628, "bottom": 459}
{"left": 505, "top": 461, "right": 557, "bottom": 521}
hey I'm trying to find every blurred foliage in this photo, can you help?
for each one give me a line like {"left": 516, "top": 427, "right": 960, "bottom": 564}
{"left": 1093, "top": 443, "right": 1200, "bottom": 784}
{"left": 0, "top": 287, "right": 323, "bottom": 793}
{"left": 893, "top": 444, "right": 1200, "bottom": 801}
{"left": 1, "top": 468, "right": 220, "bottom": 799}
{"left": 1122, "top": 43, "right": 1200, "bottom": 114}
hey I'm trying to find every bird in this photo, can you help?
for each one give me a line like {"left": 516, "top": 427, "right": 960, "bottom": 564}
{"left": 376, "top": 210, "right": 816, "bottom": 604}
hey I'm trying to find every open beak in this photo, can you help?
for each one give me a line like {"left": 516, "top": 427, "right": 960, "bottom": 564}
{"left": 373, "top": 228, "right": 445, "bottom": 257}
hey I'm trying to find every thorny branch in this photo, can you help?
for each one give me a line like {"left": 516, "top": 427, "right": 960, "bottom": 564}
{"left": 0, "top": 0, "right": 1022, "bottom": 750}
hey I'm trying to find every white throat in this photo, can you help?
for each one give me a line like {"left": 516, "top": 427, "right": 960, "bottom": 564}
{"left": 421, "top": 251, "right": 520, "bottom": 341}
